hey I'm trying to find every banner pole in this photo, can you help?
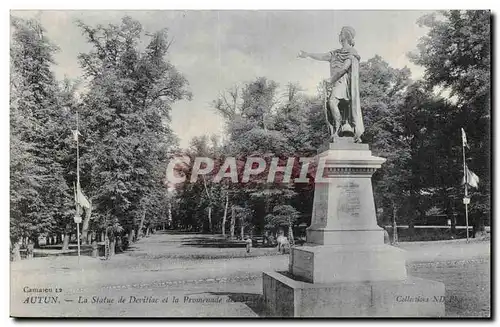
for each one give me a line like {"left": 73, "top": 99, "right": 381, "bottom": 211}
{"left": 462, "top": 129, "right": 469, "bottom": 243}
{"left": 77, "top": 222, "right": 81, "bottom": 259}
{"left": 465, "top": 202, "right": 469, "bottom": 243}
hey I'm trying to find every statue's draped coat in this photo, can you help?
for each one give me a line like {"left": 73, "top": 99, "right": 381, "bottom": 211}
{"left": 327, "top": 47, "right": 364, "bottom": 139}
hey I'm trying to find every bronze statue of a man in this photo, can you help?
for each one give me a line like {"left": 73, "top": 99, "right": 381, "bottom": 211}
{"left": 298, "top": 26, "right": 364, "bottom": 142}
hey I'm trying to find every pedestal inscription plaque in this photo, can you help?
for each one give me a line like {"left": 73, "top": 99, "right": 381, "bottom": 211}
{"left": 337, "top": 181, "right": 361, "bottom": 219}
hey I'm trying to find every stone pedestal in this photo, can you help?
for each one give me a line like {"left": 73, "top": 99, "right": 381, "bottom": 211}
{"left": 263, "top": 271, "right": 445, "bottom": 317}
{"left": 289, "top": 244, "right": 407, "bottom": 284}
{"left": 262, "top": 139, "right": 445, "bottom": 317}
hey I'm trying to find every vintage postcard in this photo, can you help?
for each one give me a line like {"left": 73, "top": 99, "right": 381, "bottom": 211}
{"left": 10, "top": 10, "right": 491, "bottom": 318}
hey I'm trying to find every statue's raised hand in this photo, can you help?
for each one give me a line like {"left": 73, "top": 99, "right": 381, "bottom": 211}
{"left": 297, "top": 50, "right": 307, "bottom": 58}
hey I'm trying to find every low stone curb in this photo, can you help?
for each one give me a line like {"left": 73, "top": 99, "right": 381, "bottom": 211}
{"left": 97, "top": 274, "right": 261, "bottom": 291}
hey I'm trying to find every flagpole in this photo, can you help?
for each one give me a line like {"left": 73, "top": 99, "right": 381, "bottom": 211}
{"left": 77, "top": 222, "right": 81, "bottom": 258}
{"left": 77, "top": 111, "right": 80, "bottom": 188}
{"left": 76, "top": 111, "right": 81, "bottom": 259}
{"left": 462, "top": 130, "right": 469, "bottom": 243}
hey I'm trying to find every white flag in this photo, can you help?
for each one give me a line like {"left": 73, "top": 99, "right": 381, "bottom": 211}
{"left": 72, "top": 130, "right": 81, "bottom": 142}
{"left": 462, "top": 165, "right": 480, "bottom": 189}
{"left": 461, "top": 128, "right": 469, "bottom": 149}
{"left": 74, "top": 182, "right": 91, "bottom": 210}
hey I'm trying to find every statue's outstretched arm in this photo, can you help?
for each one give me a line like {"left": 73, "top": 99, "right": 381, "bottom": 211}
{"left": 298, "top": 50, "right": 330, "bottom": 61}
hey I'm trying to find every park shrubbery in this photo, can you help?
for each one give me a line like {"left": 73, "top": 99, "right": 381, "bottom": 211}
{"left": 387, "top": 227, "right": 475, "bottom": 242}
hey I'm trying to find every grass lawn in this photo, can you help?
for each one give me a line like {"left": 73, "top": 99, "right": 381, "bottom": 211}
{"left": 122, "top": 232, "right": 283, "bottom": 260}
{"left": 408, "top": 258, "right": 490, "bottom": 317}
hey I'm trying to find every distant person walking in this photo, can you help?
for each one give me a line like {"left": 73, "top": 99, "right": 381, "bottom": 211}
{"left": 245, "top": 237, "right": 252, "bottom": 253}
{"left": 277, "top": 235, "right": 289, "bottom": 254}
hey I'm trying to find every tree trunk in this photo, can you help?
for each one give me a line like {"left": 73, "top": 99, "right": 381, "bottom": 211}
{"left": 288, "top": 218, "right": 295, "bottom": 246}
{"left": 115, "top": 237, "right": 122, "bottom": 253}
{"left": 446, "top": 197, "right": 456, "bottom": 233}
{"left": 167, "top": 201, "right": 173, "bottom": 228}
{"left": 128, "top": 228, "right": 135, "bottom": 245}
{"left": 201, "top": 175, "right": 213, "bottom": 233}
{"left": 474, "top": 214, "right": 487, "bottom": 238}
{"left": 477, "top": 215, "right": 486, "bottom": 232}
{"left": 62, "top": 223, "right": 73, "bottom": 250}
{"left": 80, "top": 205, "right": 92, "bottom": 245}
{"left": 109, "top": 238, "right": 116, "bottom": 256}
{"left": 138, "top": 210, "right": 146, "bottom": 239}
{"left": 12, "top": 240, "right": 21, "bottom": 261}
{"left": 62, "top": 234, "right": 70, "bottom": 251}
{"left": 240, "top": 217, "right": 244, "bottom": 239}
{"left": 222, "top": 192, "right": 228, "bottom": 236}
{"left": 451, "top": 215, "right": 457, "bottom": 232}
{"left": 91, "top": 240, "right": 98, "bottom": 257}
{"left": 27, "top": 240, "right": 34, "bottom": 259}
{"left": 208, "top": 206, "right": 212, "bottom": 233}
{"left": 146, "top": 227, "right": 150, "bottom": 237}
{"left": 230, "top": 206, "right": 235, "bottom": 239}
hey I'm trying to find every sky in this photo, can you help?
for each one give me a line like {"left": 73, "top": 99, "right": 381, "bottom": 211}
{"left": 11, "top": 10, "right": 432, "bottom": 147}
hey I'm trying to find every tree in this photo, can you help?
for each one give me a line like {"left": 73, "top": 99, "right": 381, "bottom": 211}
{"left": 221, "top": 190, "right": 229, "bottom": 236}
{"left": 265, "top": 205, "right": 300, "bottom": 246}
{"left": 10, "top": 16, "right": 73, "bottom": 257}
{"left": 410, "top": 11, "right": 490, "bottom": 109}
{"left": 359, "top": 55, "right": 465, "bottom": 231}
{"left": 410, "top": 10, "right": 491, "bottom": 231}
{"left": 233, "top": 206, "right": 253, "bottom": 239}
{"left": 170, "top": 134, "right": 233, "bottom": 233}
{"left": 76, "top": 16, "right": 190, "bottom": 254}
{"left": 213, "top": 77, "right": 305, "bottom": 236}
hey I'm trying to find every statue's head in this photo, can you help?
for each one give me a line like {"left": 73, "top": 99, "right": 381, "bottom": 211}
{"left": 339, "top": 26, "right": 355, "bottom": 46}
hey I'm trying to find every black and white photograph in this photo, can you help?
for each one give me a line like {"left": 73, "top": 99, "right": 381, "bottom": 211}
{"left": 8, "top": 9, "right": 491, "bottom": 318}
